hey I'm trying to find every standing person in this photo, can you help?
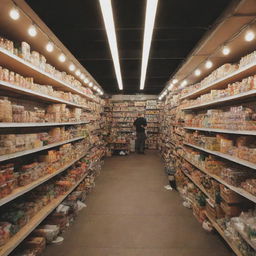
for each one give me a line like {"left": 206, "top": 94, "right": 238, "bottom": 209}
{"left": 133, "top": 113, "right": 147, "bottom": 154}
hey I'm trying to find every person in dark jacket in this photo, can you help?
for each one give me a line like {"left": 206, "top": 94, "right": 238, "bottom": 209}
{"left": 133, "top": 113, "right": 147, "bottom": 154}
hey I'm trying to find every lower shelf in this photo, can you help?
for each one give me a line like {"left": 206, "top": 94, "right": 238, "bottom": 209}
{"left": 0, "top": 171, "right": 90, "bottom": 256}
{"left": 205, "top": 213, "right": 243, "bottom": 256}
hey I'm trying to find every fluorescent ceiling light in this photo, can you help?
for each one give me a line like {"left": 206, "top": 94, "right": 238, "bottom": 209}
{"left": 140, "top": 0, "right": 158, "bottom": 90}
{"left": 99, "top": 0, "right": 123, "bottom": 90}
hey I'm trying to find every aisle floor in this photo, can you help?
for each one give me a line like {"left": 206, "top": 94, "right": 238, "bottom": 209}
{"left": 43, "top": 151, "right": 232, "bottom": 256}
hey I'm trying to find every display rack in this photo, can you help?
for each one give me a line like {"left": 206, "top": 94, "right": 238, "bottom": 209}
{"left": 160, "top": 48, "right": 256, "bottom": 256}
{"left": 0, "top": 31, "right": 106, "bottom": 255}
{"left": 0, "top": 170, "right": 90, "bottom": 256}
{"left": 184, "top": 143, "right": 256, "bottom": 170}
{"left": 181, "top": 60, "right": 256, "bottom": 100}
{"left": 0, "top": 48, "right": 96, "bottom": 102}
{"left": 0, "top": 136, "right": 85, "bottom": 162}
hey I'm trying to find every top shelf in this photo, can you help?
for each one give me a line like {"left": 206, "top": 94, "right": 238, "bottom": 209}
{"left": 0, "top": 48, "right": 97, "bottom": 103}
{"left": 181, "top": 60, "right": 256, "bottom": 100}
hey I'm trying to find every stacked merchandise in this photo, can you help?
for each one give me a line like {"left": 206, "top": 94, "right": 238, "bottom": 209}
{"left": 0, "top": 36, "right": 106, "bottom": 255}
{"left": 160, "top": 49, "right": 256, "bottom": 256}
{"left": 108, "top": 99, "right": 162, "bottom": 154}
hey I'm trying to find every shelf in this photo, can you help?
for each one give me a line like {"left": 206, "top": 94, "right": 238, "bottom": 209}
{"left": 184, "top": 143, "right": 256, "bottom": 170}
{"left": 181, "top": 169, "right": 214, "bottom": 201}
{"left": 184, "top": 127, "right": 256, "bottom": 136}
{"left": 181, "top": 61, "right": 256, "bottom": 100}
{"left": 0, "top": 47, "right": 96, "bottom": 102}
{"left": 234, "top": 226, "right": 256, "bottom": 250}
{"left": 0, "top": 80, "right": 90, "bottom": 110}
{"left": 0, "top": 136, "right": 85, "bottom": 162}
{"left": 182, "top": 89, "right": 256, "bottom": 111}
{"left": 0, "top": 121, "right": 89, "bottom": 128}
{"left": 182, "top": 156, "right": 256, "bottom": 204}
{"left": 0, "top": 171, "right": 90, "bottom": 256}
{"left": 205, "top": 213, "right": 243, "bottom": 256}
{"left": 0, "top": 151, "right": 89, "bottom": 207}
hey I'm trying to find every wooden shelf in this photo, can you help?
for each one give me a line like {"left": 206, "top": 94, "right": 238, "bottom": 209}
{"left": 184, "top": 127, "right": 256, "bottom": 136}
{"left": 181, "top": 169, "right": 214, "bottom": 201}
{"left": 182, "top": 90, "right": 256, "bottom": 111}
{"left": 184, "top": 143, "right": 256, "bottom": 170}
{"left": 0, "top": 47, "right": 96, "bottom": 102}
{"left": 0, "top": 151, "right": 89, "bottom": 207}
{"left": 205, "top": 213, "right": 243, "bottom": 256}
{"left": 181, "top": 61, "right": 256, "bottom": 100}
{"left": 0, "top": 121, "right": 89, "bottom": 128}
{"left": 182, "top": 156, "right": 256, "bottom": 204}
{"left": 0, "top": 136, "right": 85, "bottom": 162}
{"left": 0, "top": 171, "right": 90, "bottom": 256}
{"left": 0, "top": 80, "right": 90, "bottom": 110}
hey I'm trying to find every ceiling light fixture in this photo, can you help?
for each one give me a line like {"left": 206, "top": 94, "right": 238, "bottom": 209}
{"left": 194, "top": 69, "right": 201, "bottom": 76}
{"left": 99, "top": 0, "right": 123, "bottom": 90}
{"left": 28, "top": 25, "right": 37, "bottom": 37}
{"left": 180, "top": 80, "right": 188, "bottom": 88}
{"left": 245, "top": 30, "right": 255, "bottom": 42}
{"left": 222, "top": 46, "right": 230, "bottom": 56}
{"left": 75, "top": 70, "right": 81, "bottom": 76}
{"left": 58, "top": 53, "right": 66, "bottom": 62}
{"left": 9, "top": 8, "right": 20, "bottom": 20}
{"left": 89, "top": 82, "right": 93, "bottom": 87}
{"left": 140, "top": 0, "right": 159, "bottom": 90}
{"left": 168, "top": 83, "right": 173, "bottom": 91}
{"left": 46, "top": 42, "right": 54, "bottom": 52}
{"left": 205, "top": 60, "right": 213, "bottom": 69}
{"left": 69, "top": 64, "right": 75, "bottom": 71}
{"left": 80, "top": 74, "right": 85, "bottom": 80}
{"left": 84, "top": 78, "right": 89, "bottom": 84}
{"left": 172, "top": 79, "right": 178, "bottom": 84}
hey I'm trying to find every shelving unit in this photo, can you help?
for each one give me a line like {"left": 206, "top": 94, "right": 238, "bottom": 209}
{"left": 182, "top": 89, "right": 256, "bottom": 110}
{"left": 0, "top": 150, "right": 89, "bottom": 207}
{"left": 0, "top": 121, "right": 89, "bottom": 128}
{"left": 0, "top": 171, "right": 90, "bottom": 256}
{"left": 0, "top": 136, "right": 85, "bottom": 162}
{"left": 184, "top": 127, "right": 256, "bottom": 136}
{"left": 205, "top": 213, "right": 243, "bottom": 256}
{"left": 160, "top": 46, "right": 256, "bottom": 256}
{"left": 0, "top": 80, "right": 91, "bottom": 110}
{"left": 184, "top": 143, "right": 256, "bottom": 170}
{"left": 181, "top": 169, "right": 214, "bottom": 201}
{"left": 181, "top": 60, "right": 256, "bottom": 100}
{"left": 182, "top": 156, "right": 256, "bottom": 204}
{"left": 0, "top": 47, "right": 96, "bottom": 102}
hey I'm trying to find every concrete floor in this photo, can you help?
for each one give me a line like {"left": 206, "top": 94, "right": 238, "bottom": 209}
{"left": 43, "top": 151, "right": 233, "bottom": 256}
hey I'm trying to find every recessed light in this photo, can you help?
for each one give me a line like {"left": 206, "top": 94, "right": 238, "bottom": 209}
{"left": 245, "top": 30, "right": 255, "bottom": 42}
{"left": 46, "top": 42, "right": 54, "bottom": 52}
{"left": 69, "top": 64, "right": 75, "bottom": 71}
{"left": 9, "top": 8, "right": 20, "bottom": 20}
{"left": 173, "top": 79, "right": 178, "bottom": 84}
{"left": 84, "top": 78, "right": 89, "bottom": 84}
{"left": 75, "top": 70, "right": 81, "bottom": 76}
{"left": 89, "top": 82, "right": 93, "bottom": 87}
{"left": 58, "top": 53, "right": 66, "bottom": 62}
{"left": 28, "top": 25, "right": 37, "bottom": 37}
{"left": 80, "top": 74, "right": 85, "bottom": 80}
{"left": 222, "top": 46, "right": 230, "bottom": 56}
{"left": 194, "top": 69, "right": 201, "bottom": 76}
{"left": 205, "top": 60, "right": 213, "bottom": 69}
{"left": 180, "top": 80, "right": 188, "bottom": 88}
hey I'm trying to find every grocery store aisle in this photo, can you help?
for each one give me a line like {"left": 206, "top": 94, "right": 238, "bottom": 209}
{"left": 43, "top": 151, "right": 231, "bottom": 256}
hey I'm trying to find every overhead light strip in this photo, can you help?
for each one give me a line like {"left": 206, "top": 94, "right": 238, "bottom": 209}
{"left": 140, "top": 0, "right": 159, "bottom": 90}
{"left": 99, "top": 0, "right": 123, "bottom": 90}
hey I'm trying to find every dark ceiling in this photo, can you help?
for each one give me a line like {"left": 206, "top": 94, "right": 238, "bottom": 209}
{"left": 26, "top": 0, "right": 234, "bottom": 95}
